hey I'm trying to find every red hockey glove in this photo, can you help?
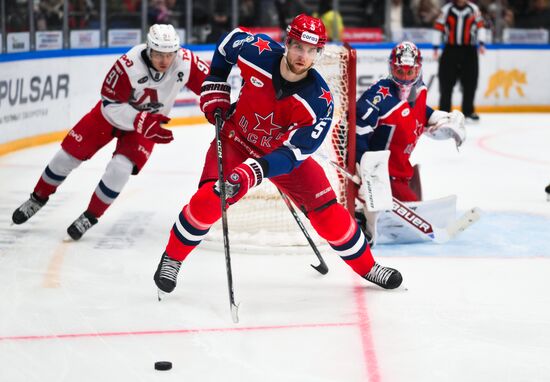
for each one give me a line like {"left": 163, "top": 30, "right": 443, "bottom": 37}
{"left": 215, "top": 159, "right": 264, "bottom": 205}
{"left": 134, "top": 112, "right": 173, "bottom": 144}
{"left": 200, "top": 79, "right": 231, "bottom": 125}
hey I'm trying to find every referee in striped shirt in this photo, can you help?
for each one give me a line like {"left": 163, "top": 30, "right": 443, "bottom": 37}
{"left": 433, "top": 0, "right": 486, "bottom": 121}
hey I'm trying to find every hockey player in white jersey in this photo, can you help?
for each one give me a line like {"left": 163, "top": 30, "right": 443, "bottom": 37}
{"left": 12, "top": 24, "right": 209, "bottom": 240}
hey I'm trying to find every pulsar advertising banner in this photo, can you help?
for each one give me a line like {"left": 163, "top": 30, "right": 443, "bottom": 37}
{"left": 1, "top": 46, "right": 549, "bottom": 147}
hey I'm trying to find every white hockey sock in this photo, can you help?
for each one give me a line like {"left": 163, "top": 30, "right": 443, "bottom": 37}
{"left": 41, "top": 149, "right": 82, "bottom": 187}
{"left": 93, "top": 154, "right": 133, "bottom": 205}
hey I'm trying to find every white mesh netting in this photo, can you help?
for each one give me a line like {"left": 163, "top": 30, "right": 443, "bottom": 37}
{"left": 203, "top": 44, "right": 356, "bottom": 253}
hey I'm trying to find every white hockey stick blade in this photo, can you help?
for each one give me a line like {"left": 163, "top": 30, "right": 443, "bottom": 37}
{"left": 62, "top": 235, "right": 75, "bottom": 243}
{"left": 231, "top": 302, "right": 240, "bottom": 323}
{"left": 446, "top": 207, "right": 481, "bottom": 239}
{"left": 157, "top": 289, "right": 166, "bottom": 301}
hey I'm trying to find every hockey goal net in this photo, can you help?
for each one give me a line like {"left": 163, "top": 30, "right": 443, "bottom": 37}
{"left": 204, "top": 44, "right": 357, "bottom": 252}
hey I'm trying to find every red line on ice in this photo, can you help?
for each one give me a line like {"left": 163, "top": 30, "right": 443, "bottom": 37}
{"left": 353, "top": 281, "right": 381, "bottom": 382}
{"left": 0, "top": 322, "right": 355, "bottom": 342}
{"left": 477, "top": 127, "right": 550, "bottom": 165}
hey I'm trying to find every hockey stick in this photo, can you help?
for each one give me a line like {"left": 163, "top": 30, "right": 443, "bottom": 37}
{"left": 214, "top": 110, "right": 239, "bottom": 323}
{"left": 277, "top": 188, "right": 329, "bottom": 275}
{"left": 318, "top": 154, "right": 481, "bottom": 243}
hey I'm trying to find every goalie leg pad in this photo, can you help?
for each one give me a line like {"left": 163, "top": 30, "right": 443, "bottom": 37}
{"left": 358, "top": 150, "right": 393, "bottom": 211}
{"left": 309, "top": 204, "right": 375, "bottom": 276}
{"left": 165, "top": 183, "right": 219, "bottom": 261}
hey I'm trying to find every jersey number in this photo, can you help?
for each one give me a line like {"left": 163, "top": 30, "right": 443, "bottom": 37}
{"left": 196, "top": 59, "right": 209, "bottom": 75}
{"left": 361, "top": 107, "right": 374, "bottom": 120}
{"left": 311, "top": 120, "right": 327, "bottom": 139}
{"left": 105, "top": 69, "right": 119, "bottom": 89}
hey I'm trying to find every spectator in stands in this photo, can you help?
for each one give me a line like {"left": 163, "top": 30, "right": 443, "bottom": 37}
{"left": 362, "top": 0, "right": 415, "bottom": 32}
{"left": 412, "top": 0, "right": 440, "bottom": 27}
{"left": 7, "top": 0, "right": 28, "bottom": 32}
{"left": 362, "top": 0, "right": 385, "bottom": 28}
{"left": 239, "top": 0, "right": 258, "bottom": 27}
{"left": 207, "top": 0, "right": 230, "bottom": 43}
{"left": 174, "top": 0, "right": 210, "bottom": 43}
{"left": 36, "top": 0, "right": 64, "bottom": 30}
{"left": 316, "top": 0, "right": 345, "bottom": 41}
{"left": 476, "top": 0, "right": 514, "bottom": 41}
{"left": 516, "top": 0, "right": 550, "bottom": 32}
{"left": 388, "top": 0, "right": 417, "bottom": 33}
{"left": 69, "top": 0, "right": 99, "bottom": 30}
{"left": 108, "top": 0, "right": 141, "bottom": 28}
{"left": 275, "top": 0, "right": 311, "bottom": 34}
{"left": 148, "top": 0, "right": 176, "bottom": 26}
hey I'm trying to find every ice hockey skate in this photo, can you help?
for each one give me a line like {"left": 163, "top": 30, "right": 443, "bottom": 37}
{"left": 364, "top": 263, "right": 403, "bottom": 289}
{"left": 67, "top": 211, "right": 98, "bottom": 240}
{"left": 12, "top": 193, "right": 48, "bottom": 225}
{"left": 154, "top": 252, "right": 183, "bottom": 299}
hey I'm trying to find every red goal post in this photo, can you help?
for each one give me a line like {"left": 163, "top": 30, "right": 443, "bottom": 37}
{"left": 204, "top": 44, "right": 358, "bottom": 251}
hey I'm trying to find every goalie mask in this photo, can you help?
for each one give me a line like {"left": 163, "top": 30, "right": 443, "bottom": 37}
{"left": 147, "top": 24, "right": 180, "bottom": 55}
{"left": 388, "top": 41, "right": 422, "bottom": 100}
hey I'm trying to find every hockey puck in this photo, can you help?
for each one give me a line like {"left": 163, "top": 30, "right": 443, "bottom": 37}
{"left": 154, "top": 361, "right": 172, "bottom": 371}
{"left": 545, "top": 184, "right": 550, "bottom": 201}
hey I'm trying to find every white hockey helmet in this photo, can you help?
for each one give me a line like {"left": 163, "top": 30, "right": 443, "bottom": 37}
{"left": 147, "top": 24, "right": 180, "bottom": 53}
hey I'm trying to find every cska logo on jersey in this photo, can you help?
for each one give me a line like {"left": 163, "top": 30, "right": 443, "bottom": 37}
{"left": 319, "top": 88, "right": 333, "bottom": 106}
{"left": 252, "top": 37, "right": 272, "bottom": 54}
{"left": 377, "top": 86, "right": 391, "bottom": 99}
{"left": 253, "top": 112, "right": 282, "bottom": 135}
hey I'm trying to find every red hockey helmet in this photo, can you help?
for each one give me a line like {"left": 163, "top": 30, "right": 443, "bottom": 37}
{"left": 389, "top": 41, "right": 422, "bottom": 86}
{"left": 286, "top": 14, "right": 327, "bottom": 48}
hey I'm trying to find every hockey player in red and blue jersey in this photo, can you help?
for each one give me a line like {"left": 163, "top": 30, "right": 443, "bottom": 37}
{"left": 356, "top": 41, "right": 465, "bottom": 202}
{"left": 154, "top": 14, "right": 403, "bottom": 296}
{"left": 355, "top": 42, "right": 466, "bottom": 244}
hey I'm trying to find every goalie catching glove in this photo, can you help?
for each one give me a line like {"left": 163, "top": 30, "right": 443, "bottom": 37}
{"left": 134, "top": 111, "right": 173, "bottom": 143}
{"left": 425, "top": 110, "right": 466, "bottom": 148}
{"left": 200, "top": 77, "right": 231, "bottom": 125}
{"left": 214, "top": 158, "right": 265, "bottom": 205}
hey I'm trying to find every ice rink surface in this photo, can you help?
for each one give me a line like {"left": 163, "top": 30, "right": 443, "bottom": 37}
{"left": 1, "top": 113, "right": 549, "bottom": 382}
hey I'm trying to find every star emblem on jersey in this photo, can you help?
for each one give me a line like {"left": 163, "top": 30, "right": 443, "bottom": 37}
{"left": 253, "top": 112, "right": 282, "bottom": 135}
{"left": 252, "top": 37, "right": 272, "bottom": 54}
{"left": 377, "top": 86, "right": 391, "bottom": 99}
{"left": 319, "top": 88, "right": 333, "bottom": 106}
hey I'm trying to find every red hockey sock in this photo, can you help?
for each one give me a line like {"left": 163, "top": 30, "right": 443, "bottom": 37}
{"left": 86, "top": 193, "right": 109, "bottom": 218}
{"left": 165, "top": 183, "right": 221, "bottom": 261}
{"left": 188, "top": 182, "right": 223, "bottom": 225}
{"left": 33, "top": 177, "right": 58, "bottom": 200}
{"left": 309, "top": 204, "right": 375, "bottom": 276}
